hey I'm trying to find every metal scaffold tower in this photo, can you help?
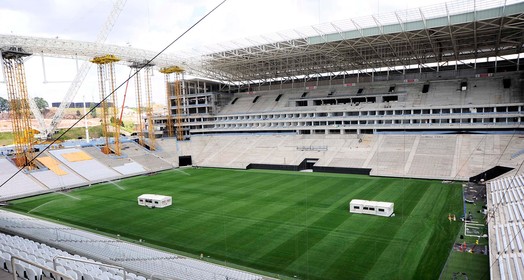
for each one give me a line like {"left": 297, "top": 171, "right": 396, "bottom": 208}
{"left": 91, "top": 55, "right": 121, "bottom": 156}
{"left": 130, "top": 63, "right": 145, "bottom": 147}
{"left": 143, "top": 66, "right": 155, "bottom": 150}
{"left": 159, "top": 66, "right": 185, "bottom": 141}
{"left": 0, "top": 47, "right": 35, "bottom": 168}
{"left": 130, "top": 62, "right": 155, "bottom": 150}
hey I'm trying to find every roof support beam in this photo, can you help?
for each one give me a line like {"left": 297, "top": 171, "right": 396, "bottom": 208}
{"left": 445, "top": 3, "right": 460, "bottom": 63}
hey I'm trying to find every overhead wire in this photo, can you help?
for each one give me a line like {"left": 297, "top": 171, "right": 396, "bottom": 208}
{"left": 0, "top": 0, "right": 228, "bottom": 189}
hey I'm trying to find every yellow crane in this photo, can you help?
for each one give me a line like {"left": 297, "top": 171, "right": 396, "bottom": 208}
{"left": 91, "top": 55, "right": 121, "bottom": 156}
{"left": 1, "top": 47, "right": 35, "bottom": 168}
{"left": 159, "top": 66, "right": 185, "bottom": 141}
{"left": 130, "top": 61, "right": 156, "bottom": 150}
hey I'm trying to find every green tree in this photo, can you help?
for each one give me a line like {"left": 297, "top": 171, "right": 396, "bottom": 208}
{"left": 33, "top": 97, "right": 49, "bottom": 112}
{"left": 110, "top": 116, "right": 124, "bottom": 127}
{"left": 89, "top": 105, "right": 97, "bottom": 118}
{"left": 0, "top": 97, "right": 8, "bottom": 112}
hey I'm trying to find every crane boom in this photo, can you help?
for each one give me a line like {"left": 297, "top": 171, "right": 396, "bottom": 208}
{"left": 28, "top": 98, "right": 46, "bottom": 138}
{"left": 45, "top": 0, "right": 126, "bottom": 138}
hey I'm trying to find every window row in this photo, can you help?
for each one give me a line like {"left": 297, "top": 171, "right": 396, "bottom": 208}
{"left": 212, "top": 105, "right": 522, "bottom": 122}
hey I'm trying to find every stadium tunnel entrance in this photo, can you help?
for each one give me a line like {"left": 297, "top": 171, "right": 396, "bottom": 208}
{"left": 179, "top": 156, "right": 192, "bottom": 166}
{"left": 469, "top": 165, "right": 514, "bottom": 183}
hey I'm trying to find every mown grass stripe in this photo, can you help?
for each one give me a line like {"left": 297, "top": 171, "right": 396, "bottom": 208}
{"left": 6, "top": 168, "right": 462, "bottom": 280}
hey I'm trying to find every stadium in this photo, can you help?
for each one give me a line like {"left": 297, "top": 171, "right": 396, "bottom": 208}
{"left": 0, "top": 0, "right": 523, "bottom": 279}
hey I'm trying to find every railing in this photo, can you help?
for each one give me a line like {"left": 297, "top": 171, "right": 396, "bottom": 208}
{"left": 11, "top": 256, "right": 73, "bottom": 280}
{"left": 53, "top": 255, "right": 128, "bottom": 280}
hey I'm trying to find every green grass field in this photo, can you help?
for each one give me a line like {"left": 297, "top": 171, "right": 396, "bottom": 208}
{"left": 441, "top": 251, "right": 490, "bottom": 280}
{"left": 7, "top": 168, "right": 463, "bottom": 279}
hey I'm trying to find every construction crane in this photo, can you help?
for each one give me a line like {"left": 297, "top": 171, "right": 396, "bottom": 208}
{"left": 0, "top": 46, "right": 35, "bottom": 168}
{"left": 159, "top": 66, "right": 185, "bottom": 141}
{"left": 130, "top": 61, "right": 156, "bottom": 150}
{"left": 44, "top": 0, "right": 127, "bottom": 139}
{"left": 129, "top": 62, "right": 146, "bottom": 147}
{"left": 91, "top": 55, "right": 121, "bottom": 156}
{"left": 143, "top": 66, "right": 156, "bottom": 150}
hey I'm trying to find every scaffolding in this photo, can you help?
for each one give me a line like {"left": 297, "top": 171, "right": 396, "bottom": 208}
{"left": 159, "top": 66, "right": 185, "bottom": 141}
{"left": 91, "top": 55, "right": 121, "bottom": 156}
{"left": 144, "top": 66, "right": 155, "bottom": 150}
{"left": 162, "top": 71, "right": 174, "bottom": 138}
{"left": 1, "top": 47, "right": 35, "bottom": 168}
{"left": 130, "top": 63, "right": 145, "bottom": 147}
{"left": 130, "top": 62, "right": 156, "bottom": 150}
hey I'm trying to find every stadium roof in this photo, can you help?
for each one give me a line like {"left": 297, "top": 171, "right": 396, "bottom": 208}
{"left": 195, "top": 0, "right": 524, "bottom": 84}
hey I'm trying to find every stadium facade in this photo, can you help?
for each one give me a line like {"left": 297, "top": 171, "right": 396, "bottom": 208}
{"left": 153, "top": 1, "right": 524, "bottom": 139}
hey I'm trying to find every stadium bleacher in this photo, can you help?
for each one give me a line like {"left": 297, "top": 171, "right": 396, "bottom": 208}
{"left": 0, "top": 159, "right": 48, "bottom": 200}
{"left": 0, "top": 209, "right": 265, "bottom": 280}
{"left": 488, "top": 174, "right": 524, "bottom": 279}
{"left": 178, "top": 134, "right": 523, "bottom": 181}
{"left": 82, "top": 146, "right": 147, "bottom": 175}
{"left": 49, "top": 148, "right": 121, "bottom": 182}
{"left": 120, "top": 142, "right": 174, "bottom": 171}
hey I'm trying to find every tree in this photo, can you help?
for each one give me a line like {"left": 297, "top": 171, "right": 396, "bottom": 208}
{"left": 33, "top": 97, "right": 49, "bottom": 112}
{"left": 0, "top": 97, "right": 8, "bottom": 112}
{"left": 89, "top": 104, "right": 98, "bottom": 118}
{"left": 110, "top": 116, "right": 124, "bottom": 127}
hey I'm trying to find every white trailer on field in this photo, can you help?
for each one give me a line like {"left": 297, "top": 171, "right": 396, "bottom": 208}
{"left": 349, "top": 199, "right": 394, "bottom": 217}
{"left": 137, "top": 194, "right": 172, "bottom": 208}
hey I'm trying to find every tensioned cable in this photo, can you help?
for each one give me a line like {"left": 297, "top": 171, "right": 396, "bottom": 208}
{"left": 0, "top": 0, "right": 228, "bottom": 189}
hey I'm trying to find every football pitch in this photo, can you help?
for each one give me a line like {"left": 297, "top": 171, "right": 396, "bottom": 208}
{"left": 7, "top": 168, "right": 463, "bottom": 279}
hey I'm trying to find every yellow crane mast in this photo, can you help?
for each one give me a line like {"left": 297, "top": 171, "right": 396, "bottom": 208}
{"left": 91, "top": 55, "right": 121, "bottom": 156}
{"left": 159, "top": 66, "right": 185, "bottom": 141}
{"left": 130, "top": 62, "right": 155, "bottom": 150}
{"left": 143, "top": 66, "right": 155, "bottom": 150}
{"left": 130, "top": 63, "right": 145, "bottom": 147}
{"left": 1, "top": 47, "right": 35, "bottom": 168}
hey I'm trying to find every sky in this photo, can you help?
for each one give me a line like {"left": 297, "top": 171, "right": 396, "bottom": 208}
{"left": 0, "top": 0, "right": 449, "bottom": 107}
